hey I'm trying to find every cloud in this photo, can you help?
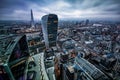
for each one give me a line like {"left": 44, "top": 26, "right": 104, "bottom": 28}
{"left": 0, "top": 0, "right": 120, "bottom": 20}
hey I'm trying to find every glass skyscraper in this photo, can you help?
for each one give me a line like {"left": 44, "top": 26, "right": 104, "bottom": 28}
{"left": 41, "top": 14, "right": 58, "bottom": 49}
{"left": 31, "top": 9, "right": 35, "bottom": 28}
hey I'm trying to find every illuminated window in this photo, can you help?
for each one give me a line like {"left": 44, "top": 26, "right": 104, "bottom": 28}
{"left": 54, "top": 21, "right": 58, "bottom": 23}
{"left": 30, "top": 40, "right": 35, "bottom": 46}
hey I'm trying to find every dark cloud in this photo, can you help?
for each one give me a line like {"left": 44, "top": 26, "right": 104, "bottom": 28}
{"left": 0, "top": 0, "right": 120, "bottom": 20}
{"left": 0, "top": 0, "right": 46, "bottom": 10}
{"left": 0, "top": 0, "right": 26, "bottom": 8}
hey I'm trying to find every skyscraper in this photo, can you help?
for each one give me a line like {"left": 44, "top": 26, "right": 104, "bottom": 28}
{"left": 85, "top": 19, "right": 89, "bottom": 26}
{"left": 31, "top": 9, "right": 35, "bottom": 28}
{"left": 41, "top": 14, "right": 58, "bottom": 49}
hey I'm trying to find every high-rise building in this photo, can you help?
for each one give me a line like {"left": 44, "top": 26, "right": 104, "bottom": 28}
{"left": 31, "top": 9, "right": 35, "bottom": 28}
{"left": 0, "top": 35, "right": 29, "bottom": 80}
{"left": 41, "top": 14, "right": 58, "bottom": 49}
{"left": 85, "top": 19, "right": 89, "bottom": 26}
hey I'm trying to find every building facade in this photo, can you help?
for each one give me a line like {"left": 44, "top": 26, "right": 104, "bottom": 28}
{"left": 0, "top": 35, "right": 29, "bottom": 80}
{"left": 31, "top": 9, "right": 35, "bottom": 28}
{"left": 41, "top": 14, "right": 58, "bottom": 49}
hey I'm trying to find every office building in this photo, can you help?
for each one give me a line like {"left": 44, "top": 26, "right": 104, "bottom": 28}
{"left": 41, "top": 14, "right": 58, "bottom": 49}
{"left": 31, "top": 9, "right": 35, "bottom": 28}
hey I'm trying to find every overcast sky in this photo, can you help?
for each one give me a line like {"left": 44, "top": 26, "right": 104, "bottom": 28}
{"left": 0, "top": 0, "right": 120, "bottom": 20}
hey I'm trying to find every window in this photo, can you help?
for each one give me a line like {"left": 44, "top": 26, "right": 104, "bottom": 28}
{"left": 0, "top": 66, "right": 10, "bottom": 80}
{"left": 47, "top": 22, "right": 51, "bottom": 25}
{"left": 48, "top": 34, "right": 54, "bottom": 38}
{"left": 9, "top": 35, "right": 29, "bottom": 62}
{"left": 10, "top": 61, "right": 26, "bottom": 80}
{"left": 54, "top": 20, "right": 58, "bottom": 23}
{"left": 9, "top": 43, "right": 21, "bottom": 62}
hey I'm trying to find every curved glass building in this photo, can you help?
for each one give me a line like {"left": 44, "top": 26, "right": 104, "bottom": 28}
{"left": 0, "top": 35, "right": 29, "bottom": 80}
{"left": 41, "top": 14, "right": 58, "bottom": 49}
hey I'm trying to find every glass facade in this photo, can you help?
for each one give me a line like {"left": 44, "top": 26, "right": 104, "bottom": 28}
{"left": 0, "top": 66, "right": 10, "bottom": 80}
{"left": 0, "top": 35, "right": 29, "bottom": 80}
{"left": 41, "top": 14, "right": 58, "bottom": 49}
{"left": 9, "top": 35, "right": 29, "bottom": 62}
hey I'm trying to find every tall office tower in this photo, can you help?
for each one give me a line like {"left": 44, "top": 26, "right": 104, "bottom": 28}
{"left": 31, "top": 9, "right": 35, "bottom": 28}
{"left": 85, "top": 19, "right": 89, "bottom": 26}
{"left": 41, "top": 14, "right": 58, "bottom": 49}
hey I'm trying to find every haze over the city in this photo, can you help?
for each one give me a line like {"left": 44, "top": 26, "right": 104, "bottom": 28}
{"left": 0, "top": 0, "right": 120, "bottom": 20}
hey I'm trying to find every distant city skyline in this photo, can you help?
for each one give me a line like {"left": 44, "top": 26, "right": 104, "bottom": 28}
{"left": 0, "top": 0, "right": 120, "bottom": 20}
